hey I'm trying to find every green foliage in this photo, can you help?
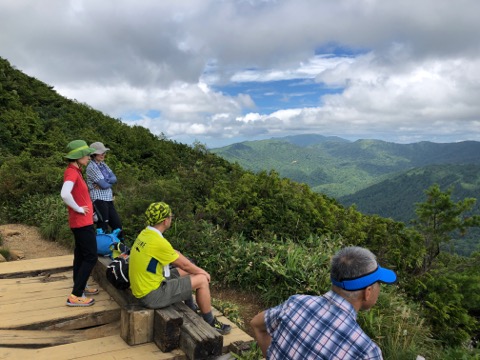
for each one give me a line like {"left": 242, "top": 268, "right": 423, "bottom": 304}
{"left": 406, "top": 252, "right": 480, "bottom": 348}
{"left": 359, "top": 287, "right": 439, "bottom": 359}
{"left": 0, "top": 154, "right": 64, "bottom": 205}
{"left": 211, "top": 298, "right": 244, "bottom": 329}
{"left": 440, "top": 347, "right": 480, "bottom": 359}
{"left": 413, "top": 184, "right": 480, "bottom": 274}
{"left": 4, "top": 194, "right": 74, "bottom": 249}
{"left": 231, "top": 342, "right": 263, "bottom": 360}
{"left": 168, "top": 221, "right": 340, "bottom": 306}
{"left": 0, "top": 248, "right": 10, "bottom": 260}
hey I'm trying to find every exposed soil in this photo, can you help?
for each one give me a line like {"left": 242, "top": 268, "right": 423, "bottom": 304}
{"left": 0, "top": 224, "right": 72, "bottom": 259}
{"left": 212, "top": 285, "right": 265, "bottom": 336}
{"left": 0, "top": 223, "right": 263, "bottom": 336}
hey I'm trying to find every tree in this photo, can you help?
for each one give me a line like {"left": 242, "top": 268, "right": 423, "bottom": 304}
{"left": 413, "top": 184, "right": 480, "bottom": 274}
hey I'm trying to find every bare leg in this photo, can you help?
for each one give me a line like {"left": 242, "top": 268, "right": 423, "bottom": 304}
{"left": 189, "top": 274, "right": 212, "bottom": 313}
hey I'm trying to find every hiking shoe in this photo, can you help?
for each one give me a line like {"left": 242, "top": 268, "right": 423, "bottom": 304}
{"left": 210, "top": 317, "right": 231, "bottom": 335}
{"left": 83, "top": 287, "right": 99, "bottom": 296}
{"left": 66, "top": 294, "right": 95, "bottom": 307}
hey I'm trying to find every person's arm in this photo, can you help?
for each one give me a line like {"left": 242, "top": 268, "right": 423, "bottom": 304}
{"left": 106, "top": 169, "right": 117, "bottom": 184}
{"left": 95, "top": 178, "right": 113, "bottom": 189}
{"left": 172, "top": 251, "right": 210, "bottom": 282}
{"left": 102, "top": 163, "right": 117, "bottom": 184}
{"left": 251, "top": 311, "right": 271, "bottom": 358}
{"left": 60, "top": 181, "right": 86, "bottom": 214}
{"left": 87, "top": 162, "right": 112, "bottom": 189}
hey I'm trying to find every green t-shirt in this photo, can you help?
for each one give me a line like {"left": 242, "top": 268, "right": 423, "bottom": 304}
{"left": 129, "top": 226, "right": 179, "bottom": 298}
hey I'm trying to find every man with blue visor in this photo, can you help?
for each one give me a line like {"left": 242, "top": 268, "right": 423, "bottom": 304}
{"left": 251, "top": 246, "right": 397, "bottom": 359}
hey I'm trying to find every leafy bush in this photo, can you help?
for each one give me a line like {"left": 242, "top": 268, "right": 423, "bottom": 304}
{"left": 169, "top": 220, "right": 343, "bottom": 305}
{"left": 211, "top": 298, "right": 243, "bottom": 329}
{"left": 359, "top": 287, "right": 439, "bottom": 359}
{"left": 0, "top": 248, "right": 9, "bottom": 260}
{"left": 406, "top": 254, "right": 480, "bottom": 347}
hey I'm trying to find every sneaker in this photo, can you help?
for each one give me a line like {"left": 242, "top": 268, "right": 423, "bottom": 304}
{"left": 66, "top": 294, "right": 95, "bottom": 307}
{"left": 210, "top": 317, "right": 231, "bottom": 335}
{"left": 84, "top": 287, "right": 99, "bottom": 295}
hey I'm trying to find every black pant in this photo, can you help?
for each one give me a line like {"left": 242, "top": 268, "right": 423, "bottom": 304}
{"left": 71, "top": 225, "right": 98, "bottom": 297}
{"left": 93, "top": 199, "right": 123, "bottom": 240}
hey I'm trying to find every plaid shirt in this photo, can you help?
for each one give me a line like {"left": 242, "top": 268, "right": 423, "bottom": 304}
{"left": 86, "top": 161, "right": 115, "bottom": 202}
{"left": 264, "top": 291, "right": 383, "bottom": 360}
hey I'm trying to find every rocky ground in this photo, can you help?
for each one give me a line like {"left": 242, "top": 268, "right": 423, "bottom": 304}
{"left": 0, "top": 223, "right": 263, "bottom": 336}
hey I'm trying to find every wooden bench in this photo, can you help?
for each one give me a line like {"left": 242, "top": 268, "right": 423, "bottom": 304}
{"left": 92, "top": 256, "right": 223, "bottom": 359}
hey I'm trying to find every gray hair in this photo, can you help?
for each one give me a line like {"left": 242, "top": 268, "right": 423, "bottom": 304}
{"left": 331, "top": 246, "right": 378, "bottom": 283}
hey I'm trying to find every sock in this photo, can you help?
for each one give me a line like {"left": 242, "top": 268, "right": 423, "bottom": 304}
{"left": 202, "top": 311, "right": 215, "bottom": 325}
{"left": 184, "top": 296, "right": 197, "bottom": 311}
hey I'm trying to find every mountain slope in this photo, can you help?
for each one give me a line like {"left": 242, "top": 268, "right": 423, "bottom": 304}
{"left": 339, "top": 164, "right": 480, "bottom": 223}
{"left": 211, "top": 136, "right": 480, "bottom": 198}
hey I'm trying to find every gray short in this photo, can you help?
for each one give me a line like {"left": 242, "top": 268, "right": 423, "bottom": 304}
{"left": 139, "top": 268, "right": 193, "bottom": 309}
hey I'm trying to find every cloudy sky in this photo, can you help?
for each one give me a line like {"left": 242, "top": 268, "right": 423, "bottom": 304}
{"left": 1, "top": 0, "right": 480, "bottom": 148}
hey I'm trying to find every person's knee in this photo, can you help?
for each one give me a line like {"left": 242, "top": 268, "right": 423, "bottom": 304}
{"left": 191, "top": 274, "right": 209, "bottom": 290}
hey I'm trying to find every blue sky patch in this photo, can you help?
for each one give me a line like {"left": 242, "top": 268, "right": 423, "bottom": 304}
{"left": 215, "top": 79, "right": 343, "bottom": 113}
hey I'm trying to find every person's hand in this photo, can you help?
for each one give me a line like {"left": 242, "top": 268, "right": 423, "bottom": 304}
{"left": 200, "top": 270, "right": 211, "bottom": 283}
{"left": 79, "top": 206, "right": 89, "bottom": 215}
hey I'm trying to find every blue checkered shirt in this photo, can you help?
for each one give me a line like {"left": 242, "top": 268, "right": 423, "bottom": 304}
{"left": 86, "top": 161, "right": 115, "bottom": 202}
{"left": 264, "top": 291, "right": 383, "bottom": 360}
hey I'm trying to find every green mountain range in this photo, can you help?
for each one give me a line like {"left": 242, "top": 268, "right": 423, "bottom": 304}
{"left": 211, "top": 134, "right": 480, "bottom": 218}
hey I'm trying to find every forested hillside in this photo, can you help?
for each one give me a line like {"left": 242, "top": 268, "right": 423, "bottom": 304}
{"left": 340, "top": 164, "right": 480, "bottom": 256}
{"left": 211, "top": 135, "right": 480, "bottom": 198}
{"left": 340, "top": 164, "right": 480, "bottom": 222}
{"left": 2, "top": 56, "right": 480, "bottom": 359}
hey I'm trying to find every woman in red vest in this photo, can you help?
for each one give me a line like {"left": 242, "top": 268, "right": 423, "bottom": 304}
{"left": 60, "top": 140, "right": 99, "bottom": 307}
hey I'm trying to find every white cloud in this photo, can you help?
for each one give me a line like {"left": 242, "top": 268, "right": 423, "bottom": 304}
{"left": 1, "top": 0, "right": 480, "bottom": 147}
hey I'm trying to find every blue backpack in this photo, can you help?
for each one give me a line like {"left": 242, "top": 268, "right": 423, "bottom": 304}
{"left": 96, "top": 228, "right": 121, "bottom": 257}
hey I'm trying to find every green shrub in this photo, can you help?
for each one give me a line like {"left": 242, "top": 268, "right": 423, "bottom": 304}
{"left": 359, "top": 287, "right": 439, "bottom": 359}
{"left": 0, "top": 248, "right": 9, "bottom": 260}
{"left": 211, "top": 298, "right": 243, "bottom": 329}
{"left": 169, "top": 220, "right": 343, "bottom": 305}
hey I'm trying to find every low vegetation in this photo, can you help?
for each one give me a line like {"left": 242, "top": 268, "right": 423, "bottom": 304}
{"left": 2, "top": 56, "right": 480, "bottom": 358}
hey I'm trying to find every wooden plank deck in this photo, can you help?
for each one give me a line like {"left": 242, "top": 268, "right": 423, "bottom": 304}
{"left": 0, "top": 256, "right": 253, "bottom": 359}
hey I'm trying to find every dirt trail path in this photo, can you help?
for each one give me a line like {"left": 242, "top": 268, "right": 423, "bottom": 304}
{"left": 0, "top": 224, "right": 71, "bottom": 259}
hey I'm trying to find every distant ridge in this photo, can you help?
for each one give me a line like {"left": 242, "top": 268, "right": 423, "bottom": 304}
{"left": 278, "top": 134, "right": 350, "bottom": 147}
{"left": 211, "top": 134, "right": 480, "bottom": 199}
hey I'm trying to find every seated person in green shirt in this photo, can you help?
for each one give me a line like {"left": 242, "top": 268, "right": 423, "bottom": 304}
{"left": 129, "top": 202, "right": 231, "bottom": 335}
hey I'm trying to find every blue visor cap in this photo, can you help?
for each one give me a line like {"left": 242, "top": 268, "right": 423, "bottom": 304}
{"left": 331, "top": 265, "right": 397, "bottom": 291}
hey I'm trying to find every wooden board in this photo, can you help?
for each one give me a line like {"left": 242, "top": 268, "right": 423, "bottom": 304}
{"left": 0, "top": 322, "right": 119, "bottom": 347}
{"left": 0, "top": 335, "right": 187, "bottom": 360}
{"left": 0, "top": 270, "right": 120, "bottom": 330}
{"left": 0, "top": 255, "right": 255, "bottom": 359}
{"left": 0, "top": 255, "right": 73, "bottom": 278}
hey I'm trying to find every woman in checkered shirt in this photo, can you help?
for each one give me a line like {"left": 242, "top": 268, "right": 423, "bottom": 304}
{"left": 86, "top": 142, "right": 124, "bottom": 241}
